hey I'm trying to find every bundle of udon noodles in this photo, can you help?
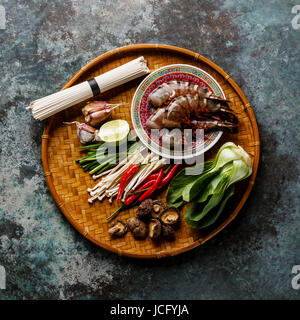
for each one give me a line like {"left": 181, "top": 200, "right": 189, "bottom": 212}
{"left": 27, "top": 56, "right": 150, "bottom": 120}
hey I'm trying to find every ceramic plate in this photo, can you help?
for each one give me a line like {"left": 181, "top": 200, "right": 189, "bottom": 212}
{"left": 131, "top": 64, "right": 225, "bottom": 159}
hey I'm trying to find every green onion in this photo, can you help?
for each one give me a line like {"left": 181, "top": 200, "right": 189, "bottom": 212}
{"left": 75, "top": 141, "right": 140, "bottom": 176}
{"left": 78, "top": 143, "right": 103, "bottom": 149}
{"left": 106, "top": 200, "right": 139, "bottom": 221}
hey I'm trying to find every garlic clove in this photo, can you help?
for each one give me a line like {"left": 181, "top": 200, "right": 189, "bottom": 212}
{"left": 78, "top": 128, "right": 94, "bottom": 144}
{"left": 83, "top": 102, "right": 112, "bottom": 127}
{"left": 82, "top": 101, "right": 125, "bottom": 127}
{"left": 78, "top": 123, "right": 96, "bottom": 143}
{"left": 82, "top": 101, "right": 108, "bottom": 116}
{"left": 80, "top": 123, "right": 96, "bottom": 134}
{"left": 64, "top": 121, "right": 96, "bottom": 144}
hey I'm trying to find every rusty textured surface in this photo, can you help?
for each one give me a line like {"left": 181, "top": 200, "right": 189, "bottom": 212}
{"left": 0, "top": 0, "right": 299, "bottom": 299}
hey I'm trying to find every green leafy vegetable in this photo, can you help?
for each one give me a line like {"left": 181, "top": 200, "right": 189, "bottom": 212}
{"left": 184, "top": 185, "right": 235, "bottom": 229}
{"left": 166, "top": 142, "right": 252, "bottom": 229}
{"left": 166, "top": 161, "right": 213, "bottom": 207}
{"left": 183, "top": 142, "right": 244, "bottom": 202}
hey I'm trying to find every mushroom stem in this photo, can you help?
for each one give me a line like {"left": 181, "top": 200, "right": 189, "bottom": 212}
{"left": 108, "top": 225, "right": 121, "bottom": 235}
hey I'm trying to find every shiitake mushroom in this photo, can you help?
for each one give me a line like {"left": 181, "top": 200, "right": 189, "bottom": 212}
{"left": 151, "top": 200, "right": 165, "bottom": 218}
{"left": 127, "top": 217, "right": 148, "bottom": 240}
{"left": 149, "top": 218, "right": 161, "bottom": 239}
{"left": 161, "top": 224, "right": 175, "bottom": 240}
{"left": 108, "top": 220, "right": 128, "bottom": 237}
{"left": 160, "top": 207, "right": 180, "bottom": 227}
{"left": 136, "top": 199, "right": 153, "bottom": 220}
{"left": 108, "top": 199, "right": 180, "bottom": 241}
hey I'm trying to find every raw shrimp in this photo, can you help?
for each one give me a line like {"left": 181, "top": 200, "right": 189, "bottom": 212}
{"left": 190, "top": 120, "right": 238, "bottom": 131}
{"left": 146, "top": 94, "right": 238, "bottom": 130}
{"left": 148, "top": 81, "right": 228, "bottom": 107}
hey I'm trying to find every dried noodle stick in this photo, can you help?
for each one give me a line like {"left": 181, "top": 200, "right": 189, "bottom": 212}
{"left": 27, "top": 56, "right": 150, "bottom": 120}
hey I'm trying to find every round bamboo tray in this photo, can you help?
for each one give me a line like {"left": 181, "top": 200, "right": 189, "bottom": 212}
{"left": 42, "top": 44, "right": 260, "bottom": 259}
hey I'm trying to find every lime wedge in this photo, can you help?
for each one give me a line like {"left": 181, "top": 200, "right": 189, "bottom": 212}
{"left": 98, "top": 120, "right": 130, "bottom": 143}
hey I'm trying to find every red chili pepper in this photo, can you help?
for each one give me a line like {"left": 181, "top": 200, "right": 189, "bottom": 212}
{"left": 142, "top": 172, "right": 160, "bottom": 184}
{"left": 117, "top": 164, "right": 139, "bottom": 200}
{"left": 138, "top": 169, "right": 163, "bottom": 202}
{"left": 158, "top": 164, "right": 180, "bottom": 190}
{"left": 124, "top": 180, "right": 155, "bottom": 206}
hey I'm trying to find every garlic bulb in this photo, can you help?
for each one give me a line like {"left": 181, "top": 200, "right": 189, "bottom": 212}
{"left": 82, "top": 101, "right": 123, "bottom": 127}
{"left": 64, "top": 121, "right": 96, "bottom": 144}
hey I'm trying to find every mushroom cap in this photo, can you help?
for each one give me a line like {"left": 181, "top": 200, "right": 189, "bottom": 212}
{"left": 160, "top": 207, "right": 180, "bottom": 225}
{"left": 151, "top": 200, "right": 165, "bottom": 218}
{"left": 108, "top": 220, "right": 128, "bottom": 237}
{"left": 136, "top": 198, "right": 153, "bottom": 219}
{"left": 149, "top": 218, "right": 162, "bottom": 239}
{"left": 127, "top": 217, "right": 148, "bottom": 240}
{"left": 162, "top": 224, "right": 175, "bottom": 240}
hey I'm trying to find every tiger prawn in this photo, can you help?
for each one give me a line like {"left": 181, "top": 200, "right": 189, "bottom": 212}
{"left": 148, "top": 80, "right": 228, "bottom": 107}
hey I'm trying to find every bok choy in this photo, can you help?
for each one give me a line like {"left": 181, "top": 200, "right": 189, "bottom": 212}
{"left": 166, "top": 142, "right": 252, "bottom": 229}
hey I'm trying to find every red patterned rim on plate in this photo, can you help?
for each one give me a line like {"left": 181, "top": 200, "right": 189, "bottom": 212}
{"left": 131, "top": 64, "right": 225, "bottom": 159}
